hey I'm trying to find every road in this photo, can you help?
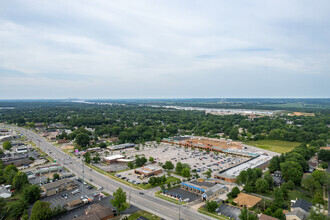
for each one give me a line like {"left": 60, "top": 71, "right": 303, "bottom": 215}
{"left": 12, "top": 126, "right": 213, "bottom": 220}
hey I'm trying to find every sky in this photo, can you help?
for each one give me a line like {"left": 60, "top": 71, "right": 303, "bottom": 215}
{"left": 0, "top": 0, "right": 330, "bottom": 99}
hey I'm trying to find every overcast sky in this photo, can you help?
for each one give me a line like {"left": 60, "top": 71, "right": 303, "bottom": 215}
{"left": 0, "top": 0, "right": 329, "bottom": 99}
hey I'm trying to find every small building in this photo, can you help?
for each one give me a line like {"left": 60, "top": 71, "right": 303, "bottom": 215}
{"left": 86, "top": 147, "right": 102, "bottom": 153}
{"left": 233, "top": 193, "right": 262, "bottom": 208}
{"left": 16, "top": 146, "right": 28, "bottom": 154}
{"left": 74, "top": 204, "right": 114, "bottom": 220}
{"left": 285, "top": 199, "right": 312, "bottom": 220}
{"left": 103, "top": 155, "right": 125, "bottom": 164}
{"left": 134, "top": 165, "right": 162, "bottom": 177}
{"left": 3, "top": 157, "right": 32, "bottom": 167}
{"left": 272, "top": 171, "right": 284, "bottom": 187}
{"left": 308, "top": 156, "right": 318, "bottom": 172}
{"left": 35, "top": 165, "right": 62, "bottom": 175}
{"left": 0, "top": 187, "right": 12, "bottom": 198}
{"left": 180, "top": 180, "right": 228, "bottom": 201}
{"left": 41, "top": 178, "right": 77, "bottom": 197}
{"left": 57, "top": 139, "right": 70, "bottom": 144}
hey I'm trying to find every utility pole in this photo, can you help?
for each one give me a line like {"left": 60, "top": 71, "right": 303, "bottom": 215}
{"left": 179, "top": 205, "right": 181, "bottom": 220}
{"left": 129, "top": 190, "right": 131, "bottom": 205}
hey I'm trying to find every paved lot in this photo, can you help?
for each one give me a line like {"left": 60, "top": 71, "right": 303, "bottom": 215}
{"left": 41, "top": 180, "right": 99, "bottom": 208}
{"left": 96, "top": 163, "right": 128, "bottom": 172}
{"left": 123, "top": 143, "right": 248, "bottom": 179}
{"left": 164, "top": 186, "right": 201, "bottom": 203}
{"left": 217, "top": 204, "right": 241, "bottom": 220}
{"left": 117, "top": 165, "right": 165, "bottom": 185}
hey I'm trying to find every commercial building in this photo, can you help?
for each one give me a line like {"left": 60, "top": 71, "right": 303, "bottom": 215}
{"left": 0, "top": 135, "right": 21, "bottom": 142}
{"left": 180, "top": 180, "right": 228, "bottom": 201}
{"left": 41, "top": 178, "right": 77, "bottom": 196}
{"left": 35, "top": 165, "right": 62, "bottom": 175}
{"left": 233, "top": 193, "right": 262, "bottom": 208}
{"left": 134, "top": 165, "right": 162, "bottom": 177}
{"left": 2, "top": 156, "right": 32, "bottom": 167}
{"left": 107, "top": 143, "right": 135, "bottom": 151}
{"left": 214, "top": 155, "right": 271, "bottom": 183}
{"left": 103, "top": 155, "right": 125, "bottom": 164}
{"left": 16, "top": 146, "right": 28, "bottom": 154}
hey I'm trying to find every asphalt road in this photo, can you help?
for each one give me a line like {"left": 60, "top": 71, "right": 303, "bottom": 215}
{"left": 12, "top": 126, "right": 213, "bottom": 220}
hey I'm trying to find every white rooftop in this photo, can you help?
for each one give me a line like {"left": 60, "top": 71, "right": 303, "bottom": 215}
{"left": 103, "top": 155, "right": 125, "bottom": 160}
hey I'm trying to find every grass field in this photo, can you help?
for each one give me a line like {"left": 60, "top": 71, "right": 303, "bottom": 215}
{"left": 244, "top": 140, "right": 301, "bottom": 153}
{"left": 128, "top": 210, "right": 161, "bottom": 220}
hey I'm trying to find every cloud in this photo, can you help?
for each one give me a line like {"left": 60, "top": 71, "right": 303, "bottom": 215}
{"left": 0, "top": 0, "right": 329, "bottom": 98}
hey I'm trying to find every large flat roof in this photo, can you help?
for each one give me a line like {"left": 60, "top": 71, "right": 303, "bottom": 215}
{"left": 217, "top": 155, "right": 271, "bottom": 178}
{"left": 103, "top": 155, "right": 125, "bottom": 160}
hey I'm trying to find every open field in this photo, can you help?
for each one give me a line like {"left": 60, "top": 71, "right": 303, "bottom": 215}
{"left": 245, "top": 140, "right": 301, "bottom": 153}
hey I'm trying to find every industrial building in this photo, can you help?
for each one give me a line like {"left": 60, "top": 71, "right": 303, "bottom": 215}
{"left": 180, "top": 180, "right": 228, "bottom": 201}
{"left": 134, "top": 165, "right": 163, "bottom": 177}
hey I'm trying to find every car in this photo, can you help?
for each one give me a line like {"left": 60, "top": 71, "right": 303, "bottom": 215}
{"left": 139, "top": 192, "right": 144, "bottom": 195}
{"left": 98, "top": 187, "right": 103, "bottom": 190}
{"left": 88, "top": 186, "right": 93, "bottom": 189}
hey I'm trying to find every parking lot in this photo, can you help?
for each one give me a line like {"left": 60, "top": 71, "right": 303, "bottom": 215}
{"left": 96, "top": 163, "right": 128, "bottom": 173}
{"left": 163, "top": 186, "right": 201, "bottom": 203}
{"left": 122, "top": 143, "right": 249, "bottom": 179}
{"left": 41, "top": 179, "right": 101, "bottom": 208}
{"left": 216, "top": 204, "right": 241, "bottom": 220}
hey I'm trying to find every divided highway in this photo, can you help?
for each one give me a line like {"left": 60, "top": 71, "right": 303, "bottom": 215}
{"left": 12, "top": 126, "right": 213, "bottom": 220}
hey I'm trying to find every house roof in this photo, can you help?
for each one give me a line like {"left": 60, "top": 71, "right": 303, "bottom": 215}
{"left": 259, "top": 214, "right": 279, "bottom": 220}
{"left": 85, "top": 204, "right": 113, "bottom": 219}
{"left": 292, "top": 199, "right": 312, "bottom": 213}
{"left": 233, "top": 193, "right": 262, "bottom": 208}
{"left": 285, "top": 209, "right": 306, "bottom": 220}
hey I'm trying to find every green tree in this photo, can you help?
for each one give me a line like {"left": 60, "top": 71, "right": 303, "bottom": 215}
{"left": 30, "top": 201, "right": 53, "bottom": 220}
{"left": 239, "top": 208, "right": 258, "bottom": 220}
{"left": 280, "top": 161, "right": 303, "bottom": 185}
{"left": 149, "top": 157, "right": 154, "bottom": 162}
{"left": 264, "top": 172, "right": 274, "bottom": 189}
{"left": 83, "top": 152, "right": 91, "bottom": 163}
{"left": 163, "top": 161, "right": 174, "bottom": 170}
{"left": 9, "top": 199, "right": 28, "bottom": 218}
{"left": 320, "top": 162, "right": 328, "bottom": 169}
{"left": 228, "top": 186, "right": 240, "bottom": 199}
{"left": 3, "top": 141, "right": 12, "bottom": 150}
{"left": 182, "top": 168, "right": 191, "bottom": 178}
{"left": 22, "top": 185, "right": 41, "bottom": 204}
{"left": 175, "top": 162, "right": 183, "bottom": 173}
{"left": 111, "top": 188, "right": 128, "bottom": 214}
{"left": 312, "top": 191, "right": 324, "bottom": 205}
{"left": 75, "top": 133, "right": 90, "bottom": 147}
{"left": 13, "top": 172, "right": 28, "bottom": 190}
{"left": 0, "top": 198, "right": 7, "bottom": 220}
{"left": 273, "top": 187, "right": 284, "bottom": 209}
{"left": 309, "top": 207, "right": 328, "bottom": 220}
{"left": 127, "top": 161, "right": 134, "bottom": 169}
{"left": 206, "top": 201, "right": 219, "bottom": 212}
{"left": 205, "top": 169, "right": 212, "bottom": 179}
{"left": 3, "top": 165, "right": 18, "bottom": 184}
{"left": 255, "top": 178, "right": 269, "bottom": 193}
{"left": 92, "top": 153, "right": 101, "bottom": 163}
{"left": 53, "top": 173, "right": 60, "bottom": 180}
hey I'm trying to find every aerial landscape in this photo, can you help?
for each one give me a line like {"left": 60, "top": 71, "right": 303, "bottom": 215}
{"left": 0, "top": 1, "right": 329, "bottom": 220}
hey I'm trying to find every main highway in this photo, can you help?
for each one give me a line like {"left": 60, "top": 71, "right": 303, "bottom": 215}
{"left": 12, "top": 126, "right": 213, "bottom": 220}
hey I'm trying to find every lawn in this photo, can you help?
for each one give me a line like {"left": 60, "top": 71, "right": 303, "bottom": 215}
{"left": 288, "top": 189, "right": 312, "bottom": 203}
{"left": 128, "top": 210, "right": 161, "bottom": 220}
{"left": 244, "top": 140, "right": 301, "bottom": 153}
